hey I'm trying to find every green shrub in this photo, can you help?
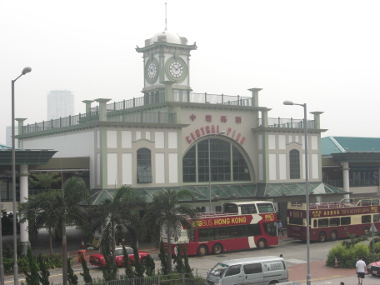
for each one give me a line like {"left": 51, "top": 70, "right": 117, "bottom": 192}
{"left": 327, "top": 241, "right": 371, "bottom": 268}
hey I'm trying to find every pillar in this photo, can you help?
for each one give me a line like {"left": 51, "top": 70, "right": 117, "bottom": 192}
{"left": 342, "top": 161, "right": 350, "bottom": 200}
{"left": 94, "top": 98, "right": 111, "bottom": 189}
{"left": 15, "top": 118, "right": 27, "bottom": 148}
{"left": 311, "top": 111, "right": 323, "bottom": 129}
{"left": 248, "top": 88, "right": 262, "bottom": 108}
{"left": 82, "top": 100, "right": 94, "bottom": 114}
{"left": 19, "top": 164, "right": 29, "bottom": 255}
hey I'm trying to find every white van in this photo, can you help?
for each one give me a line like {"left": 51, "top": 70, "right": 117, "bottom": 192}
{"left": 206, "top": 256, "right": 288, "bottom": 285}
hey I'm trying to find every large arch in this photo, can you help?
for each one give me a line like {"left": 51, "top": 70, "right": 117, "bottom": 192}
{"left": 182, "top": 137, "right": 254, "bottom": 183}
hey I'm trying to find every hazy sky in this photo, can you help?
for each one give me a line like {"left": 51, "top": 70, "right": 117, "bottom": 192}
{"left": 1, "top": 0, "right": 379, "bottom": 145}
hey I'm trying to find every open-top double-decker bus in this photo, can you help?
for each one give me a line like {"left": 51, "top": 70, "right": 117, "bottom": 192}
{"left": 287, "top": 198, "right": 380, "bottom": 242}
{"left": 162, "top": 201, "right": 278, "bottom": 256}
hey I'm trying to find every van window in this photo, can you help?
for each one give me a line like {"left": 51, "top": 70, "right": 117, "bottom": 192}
{"left": 243, "top": 263, "right": 262, "bottom": 274}
{"left": 224, "top": 265, "right": 241, "bottom": 277}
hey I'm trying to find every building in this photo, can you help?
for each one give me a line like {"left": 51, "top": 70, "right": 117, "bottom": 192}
{"left": 47, "top": 90, "right": 74, "bottom": 121}
{"left": 322, "top": 136, "right": 380, "bottom": 198}
{"left": 16, "top": 29, "right": 345, "bottom": 219}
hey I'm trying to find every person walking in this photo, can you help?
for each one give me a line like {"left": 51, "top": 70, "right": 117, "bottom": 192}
{"left": 278, "top": 220, "right": 284, "bottom": 236}
{"left": 356, "top": 257, "right": 367, "bottom": 285}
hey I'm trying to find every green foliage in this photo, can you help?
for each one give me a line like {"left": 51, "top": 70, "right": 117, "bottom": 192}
{"left": 101, "top": 223, "right": 118, "bottom": 281}
{"left": 23, "top": 247, "right": 40, "bottom": 285}
{"left": 67, "top": 258, "right": 78, "bottom": 285}
{"left": 327, "top": 241, "right": 371, "bottom": 268}
{"left": 174, "top": 245, "right": 184, "bottom": 273}
{"left": 159, "top": 241, "right": 170, "bottom": 275}
{"left": 183, "top": 245, "right": 192, "bottom": 276}
{"left": 37, "top": 254, "right": 50, "bottom": 285}
{"left": 132, "top": 243, "right": 145, "bottom": 277}
{"left": 144, "top": 255, "right": 156, "bottom": 277}
{"left": 143, "top": 189, "right": 198, "bottom": 272}
{"left": 29, "top": 172, "right": 62, "bottom": 190}
{"left": 80, "top": 254, "right": 93, "bottom": 284}
{"left": 122, "top": 246, "right": 135, "bottom": 278}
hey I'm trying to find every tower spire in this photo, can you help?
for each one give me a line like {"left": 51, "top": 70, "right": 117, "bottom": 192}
{"left": 165, "top": 2, "right": 167, "bottom": 31}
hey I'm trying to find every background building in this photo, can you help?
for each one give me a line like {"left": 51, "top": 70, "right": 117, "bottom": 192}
{"left": 47, "top": 90, "right": 74, "bottom": 120}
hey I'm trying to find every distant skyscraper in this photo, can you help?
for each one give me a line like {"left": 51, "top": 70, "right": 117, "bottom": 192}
{"left": 47, "top": 90, "right": 74, "bottom": 120}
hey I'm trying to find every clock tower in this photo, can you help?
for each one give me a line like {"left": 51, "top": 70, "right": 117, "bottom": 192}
{"left": 136, "top": 30, "right": 197, "bottom": 104}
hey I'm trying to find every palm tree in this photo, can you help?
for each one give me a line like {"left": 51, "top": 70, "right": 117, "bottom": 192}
{"left": 100, "top": 186, "right": 146, "bottom": 251}
{"left": 143, "top": 189, "right": 198, "bottom": 272}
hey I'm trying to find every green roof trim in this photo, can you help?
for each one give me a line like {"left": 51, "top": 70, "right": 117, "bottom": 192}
{"left": 82, "top": 182, "right": 345, "bottom": 206}
{"left": 322, "top": 136, "right": 380, "bottom": 156}
{"left": 0, "top": 149, "right": 57, "bottom": 166}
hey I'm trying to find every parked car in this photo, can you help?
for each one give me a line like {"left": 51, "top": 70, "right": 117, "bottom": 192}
{"left": 89, "top": 247, "right": 150, "bottom": 268}
{"left": 368, "top": 260, "right": 380, "bottom": 276}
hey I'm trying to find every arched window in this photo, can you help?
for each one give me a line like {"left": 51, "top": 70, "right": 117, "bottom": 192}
{"left": 137, "top": 148, "right": 152, "bottom": 183}
{"left": 289, "top": 149, "right": 300, "bottom": 179}
{"left": 183, "top": 138, "right": 251, "bottom": 183}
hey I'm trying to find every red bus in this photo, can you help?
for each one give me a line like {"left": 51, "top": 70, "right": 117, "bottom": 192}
{"left": 162, "top": 201, "right": 278, "bottom": 256}
{"left": 287, "top": 198, "right": 380, "bottom": 242}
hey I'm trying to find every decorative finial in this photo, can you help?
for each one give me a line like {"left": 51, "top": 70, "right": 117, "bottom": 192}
{"left": 165, "top": 2, "right": 167, "bottom": 31}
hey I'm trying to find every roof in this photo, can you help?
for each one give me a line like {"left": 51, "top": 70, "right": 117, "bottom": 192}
{"left": 0, "top": 146, "right": 57, "bottom": 166}
{"left": 218, "top": 256, "right": 284, "bottom": 266}
{"left": 322, "top": 136, "right": 380, "bottom": 156}
{"left": 81, "top": 182, "right": 346, "bottom": 206}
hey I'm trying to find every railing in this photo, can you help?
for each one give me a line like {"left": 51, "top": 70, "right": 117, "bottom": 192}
{"left": 263, "top": 117, "right": 315, "bottom": 129}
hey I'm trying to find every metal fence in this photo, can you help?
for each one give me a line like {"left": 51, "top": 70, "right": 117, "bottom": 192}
{"left": 56, "top": 270, "right": 208, "bottom": 285}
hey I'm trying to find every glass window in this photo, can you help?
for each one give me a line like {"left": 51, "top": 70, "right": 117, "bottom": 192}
{"left": 289, "top": 149, "right": 300, "bottom": 179}
{"left": 224, "top": 203, "right": 238, "bottom": 213}
{"left": 182, "top": 138, "right": 251, "bottom": 183}
{"left": 241, "top": 204, "right": 257, "bottom": 214}
{"left": 233, "top": 146, "right": 251, "bottom": 181}
{"left": 329, "top": 218, "right": 340, "bottom": 227}
{"left": 341, "top": 217, "right": 351, "bottom": 225}
{"left": 362, "top": 215, "right": 371, "bottom": 224}
{"left": 263, "top": 222, "right": 276, "bottom": 236}
{"left": 225, "top": 265, "right": 241, "bottom": 277}
{"left": 137, "top": 148, "right": 152, "bottom": 183}
{"left": 374, "top": 214, "right": 380, "bottom": 223}
{"left": 289, "top": 217, "right": 303, "bottom": 225}
{"left": 257, "top": 203, "right": 275, "bottom": 213}
{"left": 198, "top": 228, "right": 214, "bottom": 242}
{"left": 183, "top": 146, "right": 196, "bottom": 182}
{"left": 243, "top": 263, "right": 262, "bottom": 274}
{"left": 318, "top": 219, "right": 328, "bottom": 227}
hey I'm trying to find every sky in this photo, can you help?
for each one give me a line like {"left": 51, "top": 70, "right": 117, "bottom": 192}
{"left": 1, "top": 0, "right": 379, "bottom": 144}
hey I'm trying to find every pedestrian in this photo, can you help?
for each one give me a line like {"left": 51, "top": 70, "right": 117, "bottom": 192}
{"left": 356, "top": 257, "right": 367, "bottom": 285}
{"left": 278, "top": 220, "right": 283, "bottom": 236}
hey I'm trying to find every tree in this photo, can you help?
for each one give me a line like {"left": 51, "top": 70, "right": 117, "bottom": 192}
{"left": 37, "top": 254, "right": 50, "bottom": 285}
{"left": 80, "top": 255, "right": 93, "bottom": 284}
{"left": 23, "top": 247, "right": 39, "bottom": 285}
{"left": 99, "top": 186, "right": 146, "bottom": 251}
{"left": 19, "top": 190, "right": 63, "bottom": 256}
{"left": 143, "top": 189, "right": 198, "bottom": 272}
{"left": 67, "top": 258, "right": 78, "bottom": 285}
{"left": 100, "top": 223, "right": 118, "bottom": 281}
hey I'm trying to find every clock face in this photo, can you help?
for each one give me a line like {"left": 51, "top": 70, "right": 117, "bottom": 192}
{"left": 145, "top": 58, "right": 159, "bottom": 84}
{"left": 165, "top": 57, "right": 188, "bottom": 82}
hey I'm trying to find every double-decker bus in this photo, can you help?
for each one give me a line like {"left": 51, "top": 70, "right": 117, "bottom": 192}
{"left": 287, "top": 198, "right": 380, "bottom": 242}
{"left": 162, "top": 201, "right": 278, "bottom": 256}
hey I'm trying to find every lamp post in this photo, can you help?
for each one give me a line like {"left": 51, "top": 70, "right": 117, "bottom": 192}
{"left": 207, "top": 132, "right": 225, "bottom": 212}
{"left": 283, "top": 100, "right": 311, "bottom": 285}
{"left": 12, "top": 67, "right": 32, "bottom": 285}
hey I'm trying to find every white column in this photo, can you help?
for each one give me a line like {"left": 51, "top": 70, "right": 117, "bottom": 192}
{"left": 342, "top": 162, "right": 350, "bottom": 200}
{"left": 19, "top": 164, "right": 29, "bottom": 254}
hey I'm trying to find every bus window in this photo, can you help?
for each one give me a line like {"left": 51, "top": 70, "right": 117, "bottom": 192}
{"left": 362, "top": 215, "right": 371, "bottom": 224}
{"left": 341, "top": 217, "right": 351, "bottom": 225}
{"left": 198, "top": 228, "right": 214, "bottom": 241}
{"left": 329, "top": 218, "right": 340, "bottom": 226}
{"left": 224, "top": 203, "right": 238, "bottom": 213}
{"left": 374, "top": 214, "right": 380, "bottom": 223}
{"left": 318, "top": 219, "right": 328, "bottom": 228}
{"left": 289, "top": 217, "right": 303, "bottom": 225}
{"left": 241, "top": 204, "right": 257, "bottom": 214}
{"left": 313, "top": 219, "right": 317, "bottom": 228}
{"left": 257, "top": 203, "right": 275, "bottom": 213}
{"left": 215, "top": 227, "right": 231, "bottom": 240}
{"left": 263, "top": 223, "right": 276, "bottom": 236}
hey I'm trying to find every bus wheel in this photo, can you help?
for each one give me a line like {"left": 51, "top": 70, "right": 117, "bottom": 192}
{"left": 257, "top": 239, "right": 267, "bottom": 249}
{"left": 212, "top": 243, "right": 223, "bottom": 255}
{"left": 197, "top": 245, "right": 208, "bottom": 257}
{"left": 330, "top": 231, "right": 338, "bottom": 241}
{"left": 318, "top": 232, "right": 326, "bottom": 242}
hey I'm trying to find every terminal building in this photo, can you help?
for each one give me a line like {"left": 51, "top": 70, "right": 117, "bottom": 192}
{"left": 13, "top": 28, "right": 348, "bottom": 222}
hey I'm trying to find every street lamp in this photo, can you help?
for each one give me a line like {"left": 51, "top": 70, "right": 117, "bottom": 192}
{"left": 208, "top": 132, "right": 225, "bottom": 211}
{"left": 283, "top": 100, "right": 311, "bottom": 285}
{"left": 12, "top": 67, "right": 32, "bottom": 285}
